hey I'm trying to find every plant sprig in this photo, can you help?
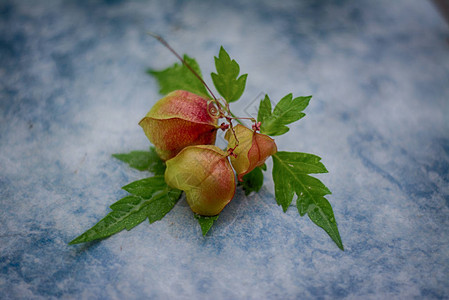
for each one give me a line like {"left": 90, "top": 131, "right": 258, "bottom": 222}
{"left": 70, "top": 37, "right": 343, "bottom": 249}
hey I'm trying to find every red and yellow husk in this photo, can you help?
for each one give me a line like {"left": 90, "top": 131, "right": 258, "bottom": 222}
{"left": 225, "top": 124, "right": 277, "bottom": 181}
{"left": 139, "top": 90, "right": 219, "bottom": 161}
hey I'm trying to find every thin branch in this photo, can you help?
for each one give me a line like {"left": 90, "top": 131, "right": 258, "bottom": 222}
{"left": 147, "top": 31, "right": 219, "bottom": 103}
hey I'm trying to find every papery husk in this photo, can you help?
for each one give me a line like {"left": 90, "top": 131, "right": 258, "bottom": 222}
{"left": 139, "top": 90, "right": 219, "bottom": 160}
{"left": 165, "top": 145, "right": 236, "bottom": 216}
{"left": 225, "top": 124, "right": 277, "bottom": 181}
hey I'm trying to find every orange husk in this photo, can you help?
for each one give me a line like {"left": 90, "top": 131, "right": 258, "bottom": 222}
{"left": 225, "top": 124, "right": 277, "bottom": 181}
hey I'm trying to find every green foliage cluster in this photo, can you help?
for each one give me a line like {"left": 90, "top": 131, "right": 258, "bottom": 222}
{"left": 70, "top": 45, "right": 343, "bottom": 250}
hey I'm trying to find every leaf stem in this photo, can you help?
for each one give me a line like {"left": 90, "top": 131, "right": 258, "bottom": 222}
{"left": 230, "top": 111, "right": 244, "bottom": 125}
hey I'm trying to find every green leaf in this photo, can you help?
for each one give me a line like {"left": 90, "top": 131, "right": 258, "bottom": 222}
{"left": 240, "top": 166, "right": 264, "bottom": 196}
{"left": 211, "top": 46, "right": 247, "bottom": 103}
{"left": 272, "top": 152, "right": 343, "bottom": 250}
{"left": 259, "top": 94, "right": 312, "bottom": 136}
{"left": 194, "top": 214, "right": 219, "bottom": 236}
{"left": 148, "top": 55, "right": 210, "bottom": 98}
{"left": 69, "top": 176, "right": 182, "bottom": 244}
{"left": 257, "top": 94, "right": 272, "bottom": 123}
{"left": 112, "top": 147, "right": 165, "bottom": 174}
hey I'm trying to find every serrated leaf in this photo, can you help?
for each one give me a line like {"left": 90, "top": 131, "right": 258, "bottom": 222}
{"left": 240, "top": 166, "right": 264, "bottom": 196}
{"left": 257, "top": 95, "right": 272, "bottom": 123}
{"left": 69, "top": 176, "right": 182, "bottom": 244}
{"left": 272, "top": 152, "right": 343, "bottom": 250}
{"left": 211, "top": 46, "right": 247, "bottom": 103}
{"left": 259, "top": 94, "right": 312, "bottom": 136}
{"left": 148, "top": 55, "right": 210, "bottom": 99}
{"left": 112, "top": 147, "right": 165, "bottom": 174}
{"left": 122, "top": 177, "right": 167, "bottom": 198}
{"left": 194, "top": 214, "right": 219, "bottom": 236}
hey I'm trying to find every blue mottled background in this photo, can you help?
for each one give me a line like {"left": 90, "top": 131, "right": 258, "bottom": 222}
{"left": 1, "top": 0, "right": 449, "bottom": 299}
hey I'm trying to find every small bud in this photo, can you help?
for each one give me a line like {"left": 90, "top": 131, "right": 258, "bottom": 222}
{"left": 252, "top": 121, "right": 262, "bottom": 131}
{"left": 165, "top": 145, "right": 236, "bottom": 216}
{"left": 220, "top": 122, "right": 230, "bottom": 131}
{"left": 139, "top": 90, "right": 219, "bottom": 161}
{"left": 225, "top": 124, "right": 277, "bottom": 181}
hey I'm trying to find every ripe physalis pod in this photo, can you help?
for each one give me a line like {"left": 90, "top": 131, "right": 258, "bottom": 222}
{"left": 139, "top": 90, "right": 219, "bottom": 161}
{"left": 164, "top": 145, "right": 236, "bottom": 216}
{"left": 225, "top": 124, "right": 277, "bottom": 181}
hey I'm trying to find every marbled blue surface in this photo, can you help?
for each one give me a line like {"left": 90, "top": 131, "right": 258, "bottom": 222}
{"left": 1, "top": 0, "right": 449, "bottom": 299}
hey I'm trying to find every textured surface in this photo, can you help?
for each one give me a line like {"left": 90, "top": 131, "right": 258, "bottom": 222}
{"left": 1, "top": 0, "right": 449, "bottom": 299}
